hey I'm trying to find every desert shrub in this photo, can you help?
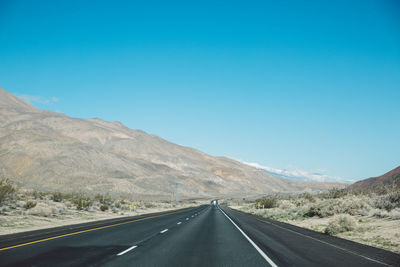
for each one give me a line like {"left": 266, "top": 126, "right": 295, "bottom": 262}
{"left": 144, "top": 202, "right": 156, "bottom": 208}
{"left": 372, "top": 209, "right": 389, "bottom": 218}
{"left": 388, "top": 191, "right": 400, "bottom": 206}
{"left": 349, "top": 189, "right": 365, "bottom": 196}
{"left": 293, "top": 198, "right": 309, "bottom": 207}
{"left": 301, "top": 193, "right": 315, "bottom": 203}
{"left": 94, "top": 194, "right": 112, "bottom": 204}
{"left": 278, "top": 199, "right": 296, "bottom": 209}
{"left": 334, "top": 195, "right": 371, "bottom": 216}
{"left": 16, "top": 193, "right": 27, "bottom": 201}
{"left": 31, "top": 190, "right": 46, "bottom": 200}
{"left": 51, "top": 192, "right": 64, "bottom": 202}
{"left": 325, "top": 188, "right": 347, "bottom": 199}
{"left": 372, "top": 208, "right": 400, "bottom": 220}
{"left": 304, "top": 206, "right": 323, "bottom": 218}
{"left": 73, "top": 195, "right": 93, "bottom": 210}
{"left": 374, "top": 191, "right": 400, "bottom": 211}
{"left": 358, "top": 208, "right": 371, "bottom": 216}
{"left": 257, "top": 197, "right": 278, "bottom": 209}
{"left": 100, "top": 205, "right": 109, "bottom": 212}
{"left": 302, "top": 200, "right": 337, "bottom": 218}
{"left": 302, "top": 195, "right": 371, "bottom": 218}
{"left": 0, "top": 179, "right": 16, "bottom": 204}
{"left": 23, "top": 201, "right": 37, "bottom": 210}
{"left": 324, "top": 215, "right": 357, "bottom": 235}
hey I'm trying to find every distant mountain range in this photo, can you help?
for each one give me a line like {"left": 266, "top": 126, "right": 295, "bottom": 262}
{"left": 241, "top": 161, "right": 349, "bottom": 183}
{"left": 349, "top": 166, "right": 400, "bottom": 190}
{"left": 0, "top": 88, "right": 342, "bottom": 199}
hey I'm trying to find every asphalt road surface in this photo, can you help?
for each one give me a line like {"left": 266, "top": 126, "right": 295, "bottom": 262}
{"left": 0, "top": 204, "right": 399, "bottom": 266}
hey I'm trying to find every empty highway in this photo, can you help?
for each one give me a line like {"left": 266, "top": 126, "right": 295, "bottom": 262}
{"left": 0, "top": 204, "right": 399, "bottom": 266}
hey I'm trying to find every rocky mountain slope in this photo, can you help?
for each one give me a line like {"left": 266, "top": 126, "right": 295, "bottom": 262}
{"left": 0, "top": 88, "right": 339, "bottom": 199}
{"left": 349, "top": 166, "right": 400, "bottom": 190}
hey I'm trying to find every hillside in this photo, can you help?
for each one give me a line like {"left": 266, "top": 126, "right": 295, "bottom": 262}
{"left": 349, "top": 166, "right": 400, "bottom": 190}
{"left": 0, "top": 88, "right": 339, "bottom": 199}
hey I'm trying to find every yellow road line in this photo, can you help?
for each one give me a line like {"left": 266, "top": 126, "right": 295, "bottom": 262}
{"left": 0, "top": 207, "right": 195, "bottom": 252}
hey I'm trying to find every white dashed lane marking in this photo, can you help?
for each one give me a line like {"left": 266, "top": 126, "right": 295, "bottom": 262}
{"left": 117, "top": 245, "right": 137, "bottom": 256}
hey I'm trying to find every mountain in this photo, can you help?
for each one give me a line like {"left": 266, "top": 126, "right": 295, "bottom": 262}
{"left": 349, "top": 166, "right": 400, "bottom": 190}
{"left": 241, "top": 161, "right": 348, "bottom": 183}
{"left": 0, "top": 88, "right": 339, "bottom": 199}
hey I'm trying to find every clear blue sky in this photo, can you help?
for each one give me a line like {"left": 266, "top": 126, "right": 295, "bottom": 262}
{"left": 0, "top": 0, "right": 399, "bottom": 182}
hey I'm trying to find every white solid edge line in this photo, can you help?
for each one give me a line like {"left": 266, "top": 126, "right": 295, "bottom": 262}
{"left": 253, "top": 217, "right": 390, "bottom": 266}
{"left": 218, "top": 207, "right": 278, "bottom": 267}
{"left": 160, "top": 229, "right": 168, "bottom": 233}
{"left": 177, "top": 222, "right": 182, "bottom": 224}
{"left": 117, "top": 245, "right": 137, "bottom": 256}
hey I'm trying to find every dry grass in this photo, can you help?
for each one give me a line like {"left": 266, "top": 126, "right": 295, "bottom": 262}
{"left": 232, "top": 187, "right": 400, "bottom": 253}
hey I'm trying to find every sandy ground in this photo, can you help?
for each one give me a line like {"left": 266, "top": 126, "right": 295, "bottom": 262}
{"left": 290, "top": 216, "right": 400, "bottom": 253}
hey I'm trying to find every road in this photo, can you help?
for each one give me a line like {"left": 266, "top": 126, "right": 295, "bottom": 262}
{"left": 0, "top": 204, "right": 399, "bottom": 266}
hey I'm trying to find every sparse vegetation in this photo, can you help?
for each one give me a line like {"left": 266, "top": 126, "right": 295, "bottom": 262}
{"left": 51, "top": 192, "right": 64, "bottom": 202}
{"left": 0, "top": 179, "right": 16, "bottom": 204}
{"left": 256, "top": 197, "right": 278, "bottom": 209}
{"left": 73, "top": 195, "right": 93, "bottom": 210}
{"left": 325, "top": 188, "right": 348, "bottom": 199}
{"left": 23, "top": 201, "right": 37, "bottom": 210}
{"left": 94, "top": 194, "right": 112, "bottom": 205}
{"left": 31, "top": 190, "right": 46, "bottom": 200}
{"left": 324, "top": 215, "right": 357, "bottom": 235}
{"left": 100, "top": 205, "right": 109, "bottom": 212}
{"left": 301, "top": 192, "right": 315, "bottom": 203}
{"left": 144, "top": 202, "right": 156, "bottom": 208}
{"left": 0, "top": 180, "right": 198, "bottom": 236}
{"left": 234, "top": 186, "right": 400, "bottom": 253}
{"left": 304, "top": 206, "right": 323, "bottom": 218}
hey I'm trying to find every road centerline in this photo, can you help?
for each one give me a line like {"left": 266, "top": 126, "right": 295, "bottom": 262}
{"left": 0, "top": 207, "right": 197, "bottom": 252}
